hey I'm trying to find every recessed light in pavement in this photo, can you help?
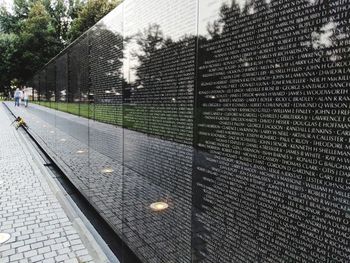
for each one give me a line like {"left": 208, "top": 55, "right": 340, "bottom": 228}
{"left": 76, "top": 150, "right": 86, "bottom": 154}
{"left": 0, "top": 233, "right": 11, "bottom": 244}
{"left": 101, "top": 168, "right": 114, "bottom": 174}
{"left": 150, "top": 202, "right": 169, "bottom": 212}
{"left": 60, "top": 138, "right": 66, "bottom": 142}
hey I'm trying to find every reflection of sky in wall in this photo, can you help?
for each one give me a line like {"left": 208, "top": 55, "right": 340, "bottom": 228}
{"left": 93, "top": 4, "right": 123, "bottom": 34}
{"left": 198, "top": 0, "right": 231, "bottom": 37}
{"left": 312, "top": 22, "right": 338, "bottom": 49}
{"left": 123, "top": 0, "right": 197, "bottom": 83}
{"left": 122, "top": 0, "right": 327, "bottom": 83}
{"left": 198, "top": 0, "right": 271, "bottom": 37}
{"left": 199, "top": 0, "right": 318, "bottom": 37}
{"left": 124, "top": 0, "right": 197, "bottom": 40}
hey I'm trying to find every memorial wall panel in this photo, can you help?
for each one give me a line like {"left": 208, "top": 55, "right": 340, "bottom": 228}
{"left": 55, "top": 51, "right": 90, "bottom": 191}
{"left": 32, "top": 74, "right": 40, "bottom": 101}
{"left": 122, "top": 0, "right": 196, "bottom": 262}
{"left": 39, "top": 69, "right": 46, "bottom": 102}
{"left": 55, "top": 53, "right": 68, "bottom": 108}
{"left": 88, "top": 5, "right": 124, "bottom": 231}
{"left": 68, "top": 38, "right": 85, "bottom": 115}
{"left": 23, "top": 0, "right": 350, "bottom": 263}
{"left": 46, "top": 62, "right": 55, "bottom": 103}
{"left": 45, "top": 62, "right": 57, "bottom": 151}
{"left": 194, "top": 0, "right": 350, "bottom": 262}
{"left": 63, "top": 37, "right": 90, "bottom": 192}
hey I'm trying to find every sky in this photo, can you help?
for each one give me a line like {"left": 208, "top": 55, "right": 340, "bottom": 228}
{"left": 0, "top": 0, "right": 13, "bottom": 10}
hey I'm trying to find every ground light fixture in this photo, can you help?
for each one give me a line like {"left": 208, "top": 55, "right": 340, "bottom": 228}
{"left": 101, "top": 168, "right": 114, "bottom": 174}
{"left": 150, "top": 201, "right": 169, "bottom": 212}
{"left": 60, "top": 138, "right": 66, "bottom": 142}
{"left": 0, "top": 233, "right": 11, "bottom": 244}
{"left": 76, "top": 150, "right": 86, "bottom": 154}
{"left": 50, "top": 131, "right": 54, "bottom": 134}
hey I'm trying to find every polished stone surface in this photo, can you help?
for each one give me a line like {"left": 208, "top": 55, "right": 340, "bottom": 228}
{"left": 23, "top": 0, "right": 350, "bottom": 262}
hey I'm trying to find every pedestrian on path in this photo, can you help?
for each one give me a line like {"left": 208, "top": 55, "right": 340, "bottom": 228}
{"left": 19, "top": 88, "right": 23, "bottom": 105}
{"left": 14, "top": 88, "right": 21, "bottom": 107}
{"left": 23, "top": 89, "right": 29, "bottom": 107}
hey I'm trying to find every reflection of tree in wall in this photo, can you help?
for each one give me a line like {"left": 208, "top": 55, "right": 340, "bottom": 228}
{"left": 39, "top": 69, "right": 46, "bottom": 101}
{"left": 125, "top": 24, "right": 195, "bottom": 144}
{"left": 132, "top": 24, "right": 170, "bottom": 84}
{"left": 68, "top": 35, "right": 89, "bottom": 103}
{"left": 32, "top": 74, "right": 40, "bottom": 100}
{"left": 55, "top": 53, "right": 68, "bottom": 103}
{"left": 195, "top": 0, "right": 350, "bottom": 262}
{"left": 46, "top": 62, "right": 56, "bottom": 102}
{"left": 89, "top": 24, "right": 124, "bottom": 124}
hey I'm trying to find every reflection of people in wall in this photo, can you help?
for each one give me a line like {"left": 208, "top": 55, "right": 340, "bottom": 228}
{"left": 19, "top": 89, "right": 23, "bottom": 105}
{"left": 14, "top": 88, "right": 21, "bottom": 107}
{"left": 23, "top": 89, "right": 29, "bottom": 107}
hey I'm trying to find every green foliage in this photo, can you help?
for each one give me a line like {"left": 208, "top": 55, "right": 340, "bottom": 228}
{"left": 0, "top": 33, "right": 19, "bottom": 90}
{"left": 0, "top": 0, "right": 34, "bottom": 33}
{"left": 0, "top": 0, "right": 120, "bottom": 92}
{"left": 0, "top": 7, "right": 18, "bottom": 33}
{"left": 19, "top": 1, "right": 63, "bottom": 81}
{"left": 68, "top": 0, "right": 121, "bottom": 42}
{"left": 42, "top": 0, "right": 83, "bottom": 44}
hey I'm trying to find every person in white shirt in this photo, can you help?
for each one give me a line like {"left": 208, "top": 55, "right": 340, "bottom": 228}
{"left": 14, "top": 88, "right": 21, "bottom": 107}
{"left": 19, "top": 89, "right": 23, "bottom": 105}
{"left": 23, "top": 90, "right": 29, "bottom": 107}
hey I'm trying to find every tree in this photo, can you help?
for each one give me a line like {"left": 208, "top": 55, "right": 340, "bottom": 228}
{"left": 0, "top": 0, "right": 122, "bottom": 92}
{"left": 0, "top": 33, "right": 19, "bottom": 90}
{"left": 0, "top": 0, "right": 35, "bottom": 34}
{"left": 67, "top": 0, "right": 121, "bottom": 42}
{"left": 0, "top": 7, "right": 18, "bottom": 33}
{"left": 42, "top": 0, "right": 83, "bottom": 44}
{"left": 18, "top": 1, "right": 62, "bottom": 81}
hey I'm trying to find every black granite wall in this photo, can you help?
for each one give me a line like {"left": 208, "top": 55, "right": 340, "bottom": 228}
{"left": 23, "top": 0, "right": 350, "bottom": 262}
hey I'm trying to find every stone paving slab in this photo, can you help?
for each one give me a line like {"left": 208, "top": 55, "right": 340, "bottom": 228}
{"left": 0, "top": 105, "right": 96, "bottom": 263}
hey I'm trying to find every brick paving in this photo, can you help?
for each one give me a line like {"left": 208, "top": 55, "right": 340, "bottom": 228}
{"left": 0, "top": 105, "right": 95, "bottom": 263}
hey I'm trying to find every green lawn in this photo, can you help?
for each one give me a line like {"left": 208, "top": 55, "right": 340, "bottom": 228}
{"left": 34, "top": 101, "right": 123, "bottom": 125}
{"left": 33, "top": 101, "right": 192, "bottom": 143}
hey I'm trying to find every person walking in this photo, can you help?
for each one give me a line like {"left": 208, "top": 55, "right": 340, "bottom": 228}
{"left": 19, "top": 89, "right": 23, "bottom": 106}
{"left": 14, "top": 88, "right": 21, "bottom": 107}
{"left": 23, "top": 89, "right": 29, "bottom": 107}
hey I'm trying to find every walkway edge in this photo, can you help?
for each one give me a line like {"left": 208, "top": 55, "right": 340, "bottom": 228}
{"left": 7, "top": 110, "right": 119, "bottom": 263}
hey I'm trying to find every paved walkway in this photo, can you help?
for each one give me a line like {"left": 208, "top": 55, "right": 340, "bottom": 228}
{"left": 0, "top": 105, "right": 95, "bottom": 263}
